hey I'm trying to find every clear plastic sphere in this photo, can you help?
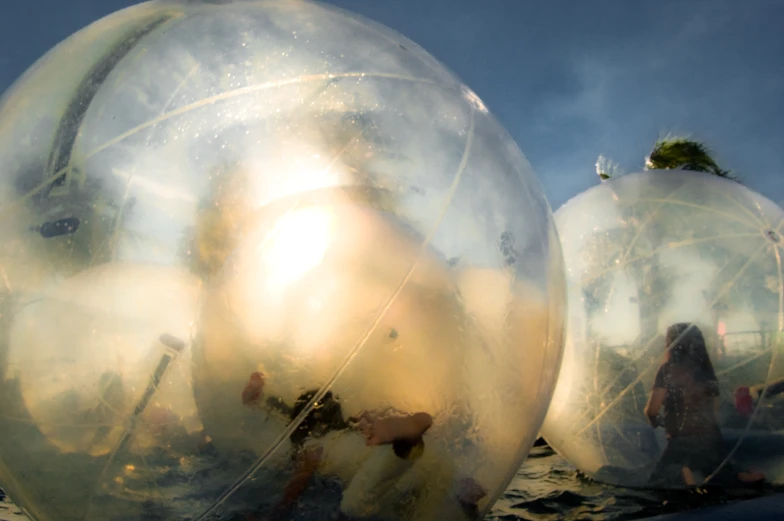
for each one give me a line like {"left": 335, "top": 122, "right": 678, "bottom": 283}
{"left": 542, "top": 170, "right": 784, "bottom": 490}
{"left": 0, "top": 1, "right": 565, "bottom": 520}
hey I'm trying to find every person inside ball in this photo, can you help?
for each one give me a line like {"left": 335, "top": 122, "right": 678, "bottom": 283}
{"left": 645, "top": 323, "right": 765, "bottom": 488}
{"left": 240, "top": 373, "right": 486, "bottom": 520}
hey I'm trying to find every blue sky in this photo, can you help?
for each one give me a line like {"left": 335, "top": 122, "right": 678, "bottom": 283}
{"left": 1, "top": 0, "right": 782, "bottom": 210}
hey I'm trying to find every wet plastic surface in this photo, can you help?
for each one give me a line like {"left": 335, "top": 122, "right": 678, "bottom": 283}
{"left": 0, "top": 1, "right": 565, "bottom": 520}
{"left": 543, "top": 170, "right": 784, "bottom": 490}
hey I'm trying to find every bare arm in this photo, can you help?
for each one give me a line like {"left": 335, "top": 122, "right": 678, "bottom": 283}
{"left": 267, "top": 447, "right": 322, "bottom": 520}
{"left": 645, "top": 388, "right": 666, "bottom": 428}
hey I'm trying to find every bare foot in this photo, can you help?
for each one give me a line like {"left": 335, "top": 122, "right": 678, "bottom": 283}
{"left": 456, "top": 477, "right": 487, "bottom": 507}
{"left": 362, "top": 412, "right": 433, "bottom": 446}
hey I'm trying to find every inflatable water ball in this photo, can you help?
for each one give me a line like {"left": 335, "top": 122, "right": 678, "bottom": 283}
{"left": 542, "top": 170, "right": 784, "bottom": 490}
{"left": 0, "top": 1, "right": 566, "bottom": 520}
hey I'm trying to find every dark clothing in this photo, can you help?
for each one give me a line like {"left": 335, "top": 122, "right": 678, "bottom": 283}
{"left": 288, "top": 389, "right": 349, "bottom": 448}
{"left": 648, "top": 430, "right": 725, "bottom": 487}
{"left": 649, "top": 361, "right": 726, "bottom": 487}
{"left": 392, "top": 438, "right": 422, "bottom": 460}
{"left": 652, "top": 361, "right": 721, "bottom": 438}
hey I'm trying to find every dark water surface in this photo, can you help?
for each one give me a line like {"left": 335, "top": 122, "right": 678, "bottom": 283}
{"left": 1, "top": 443, "right": 781, "bottom": 521}
{"left": 491, "top": 442, "right": 782, "bottom": 521}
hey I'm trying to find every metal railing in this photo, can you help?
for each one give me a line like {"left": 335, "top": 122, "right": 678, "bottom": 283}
{"left": 719, "top": 329, "right": 780, "bottom": 355}
{"left": 597, "top": 329, "right": 781, "bottom": 363}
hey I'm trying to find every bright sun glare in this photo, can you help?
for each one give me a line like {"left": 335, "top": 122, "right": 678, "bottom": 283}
{"left": 229, "top": 204, "right": 336, "bottom": 347}
{"left": 260, "top": 206, "right": 335, "bottom": 294}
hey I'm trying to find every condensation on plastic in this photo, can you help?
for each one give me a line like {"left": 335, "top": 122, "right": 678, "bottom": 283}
{"left": 0, "top": 1, "right": 565, "bottom": 520}
{"left": 542, "top": 170, "right": 784, "bottom": 490}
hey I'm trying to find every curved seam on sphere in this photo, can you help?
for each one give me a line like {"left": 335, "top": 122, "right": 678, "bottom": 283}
{"left": 591, "top": 181, "right": 694, "bottom": 390}
{"left": 194, "top": 107, "right": 477, "bottom": 521}
{"left": 719, "top": 192, "right": 767, "bottom": 229}
{"left": 104, "top": 64, "right": 208, "bottom": 262}
{"left": 536, "top": 252, "right": 567, "bottom": 413}
{"left": 776, "top": 216, "right": 784, "bottom": 235}
{"left": 10, "top": 12, "right": 179, "bottom": 506}
{"left": 144, "top": 63, "right": 202, "bottom": 147}
{"left": 703, "top": 242, "right": 783, "bottom": 485}
{"left": 581, "top": 233, "right": 760, "bottom": 289}
{"left": 662, "top": 233, "right": 761, "bottom": 252}
{"left": 503, "top": 267, "right": 565, "bottom": 499}
{"left": 593, "top": 240, "right": 771, "bottom": 410}
{"left": 540, "top": 247, "right": 567, "bottom": 404}
{"left": 86, "top": 11, "right": 192, "bottom": 132}
{"left": 101, "top": 9, "right": 193, "bottom": 93}
{"left": 579, "top": 229, "right": 750, "bottom": 399}
{"left": 566, "top": 387, "right": 601, "bottom": 436}
{"left": 575, "top": 239, "right": 771, "bottom": 438}
{"left": 511, "top": 166, "right": 563, "bottom": 479}
{"left": 42, "top": 13, "right": 178, "bottom": 201}
{"left": 695, "top": 174, "right": 768, "bottom": 228}
{"left": 715, "top": 349, "right": 772, "bottom": 378}
{"left": 639, "top": 198, "right": 762, "bottom": 230}
{"left": 83, "top": 342, "right": 186, "bottom": 520}
{"left": 617, "top": 181, "right": 691, "bottom": 267}
{"left": 576, "top": 362, "right": 654, "bottom": 437}
{"left": 607, "top": 418, "right": 636, "bottom": 453}
{"left": 595, "top": 415, "right": 610, "bottom": 463}
{"left": 0, "top": 71, "right": 449, "bottom": 220}
{"left": 333, "top": 0, "right": 460, "bottom": 87}
{"left": 207, "top": 130, "right": 372, "bottom": 344}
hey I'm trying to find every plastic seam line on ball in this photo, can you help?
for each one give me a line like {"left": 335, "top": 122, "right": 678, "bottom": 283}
{"left": 0, "top": 1, "right": 566, "bottom": 520}
{"left": 542, "top": 169, "right": 784, "bottom": 491}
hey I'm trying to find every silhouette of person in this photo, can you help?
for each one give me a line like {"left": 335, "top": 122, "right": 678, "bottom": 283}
{"left": 240, "top": 377, "right": 485, "bottom": 521}
{"left": 645, "top": 323, "right": 764, "bottom": 487}
{"left": 257, "top": 388, "right": 432, "bottom": 520}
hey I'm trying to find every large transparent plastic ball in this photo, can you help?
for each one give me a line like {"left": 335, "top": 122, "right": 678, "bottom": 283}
{"left": 542, "top": 170, "right": 784, "bottom": 490}
{"left": 0, "top": 1, "right": 565, "bottom": 520}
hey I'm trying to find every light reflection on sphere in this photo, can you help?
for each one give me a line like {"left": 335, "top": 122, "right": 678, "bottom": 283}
{"left": 0, "top": 1, "right": 565, "bottom": 520}
{"left": 542, "top": 170, "right": 784, "bottom": 490}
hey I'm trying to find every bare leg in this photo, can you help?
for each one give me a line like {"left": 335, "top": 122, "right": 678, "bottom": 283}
{"left": 249, "top": 446, "right": 323, "bottom": 521}
{"left": 359, "top": 412, "right": 433, "bottom": 446}
{"left": 456, "top": 477, "right": 488, "bottom": 507}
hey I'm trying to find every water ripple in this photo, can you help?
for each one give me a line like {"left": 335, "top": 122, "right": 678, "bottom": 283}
{"left": 491, "top": 444, "right": 783, "bottom": 521}
{"left": 1, "top": 444, "right": 781, "bottom": 520}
